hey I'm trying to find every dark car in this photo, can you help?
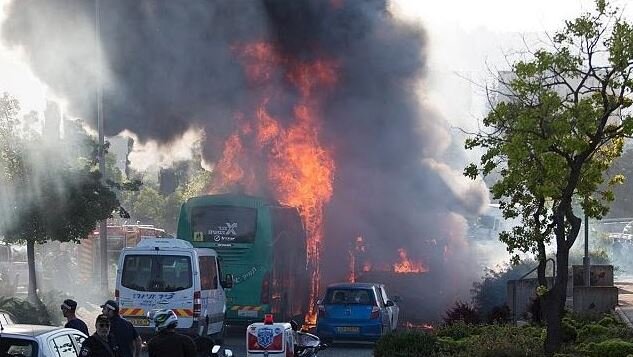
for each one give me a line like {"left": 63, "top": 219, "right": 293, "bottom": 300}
{"left": 315, "top": 282, "right": 399, "bottom": 343}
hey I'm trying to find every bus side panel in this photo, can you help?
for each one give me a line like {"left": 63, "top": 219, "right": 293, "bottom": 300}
{"left": 271, "top": 207, "right": 309, "bottom": 322}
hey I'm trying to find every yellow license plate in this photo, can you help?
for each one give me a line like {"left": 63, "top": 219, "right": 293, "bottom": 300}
{"left": 126, "top": 317, "right": 149, "bottom": 326}
{"left": 336, "top": 326, "right": 359, "bottom": 334}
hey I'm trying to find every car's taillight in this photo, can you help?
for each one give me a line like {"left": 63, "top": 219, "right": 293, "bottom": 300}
{"left": 193, "top": 291, "right": 201, "bottom": 321}
{"left": 261, "top": 272, "right": 271, "bottom": 305}
{"left": 318, "top": 305, "right": 326, "bottom": 318}
{"left": 247, "top": 331, "right": 283, "bottom": 351}
{"left": 370, "top": 306, "right": 380, "bottom": 320}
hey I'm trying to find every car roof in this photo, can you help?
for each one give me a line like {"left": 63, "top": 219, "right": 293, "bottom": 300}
{"left": 0, "top": 324, "right": 62, "bottom": 337}
{"left": 326, "top": 282, "right": 383, "bottom": 289}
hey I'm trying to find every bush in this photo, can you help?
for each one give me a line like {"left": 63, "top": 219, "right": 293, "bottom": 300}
{"left": 443, "top": 301, "right": 481, "bottom": 325}
{"left": 374, "top": 331, "right": 438, "bottom": 357}
{"left": 561, "top": 318, "right": 578, "bottom": 343}
{"left": 587, "top": 338, "right": 633, "bottom": 357}
{"left": 471, "top": 260, "right": 539, "bottom": 316}
{"left": 434, "top": 321, "right": 480, "bottom": 340}
{"left": 0, "top": 296, "right": 51, "bottom": 325}
{"left": 462, "top": 325, "right": 544, "bottom": 357}
{"left": 487, "top": 305, "right": 511, "bottom": 324}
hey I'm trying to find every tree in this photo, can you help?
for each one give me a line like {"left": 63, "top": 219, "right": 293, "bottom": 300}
{"left": 0, "top": 93, "right": 120, "bottom": 303}
{"left": 464, "top": 1, "right": 633, "bottom": 353}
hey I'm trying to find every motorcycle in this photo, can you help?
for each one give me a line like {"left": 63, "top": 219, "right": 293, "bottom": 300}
{"left": 291, "top": 320, "right": 328, "bottom": 357}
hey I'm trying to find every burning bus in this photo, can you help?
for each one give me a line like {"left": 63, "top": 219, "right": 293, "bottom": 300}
{"left": 176, "top": 194, "right": 310, "bottom": 325}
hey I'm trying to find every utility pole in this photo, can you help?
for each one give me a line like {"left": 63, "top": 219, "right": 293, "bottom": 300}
{"left": 96, "top": 0, "right": 108, "bottom": 294}
{"left": 583, "top": 214, "right": 590, "bottom": 286}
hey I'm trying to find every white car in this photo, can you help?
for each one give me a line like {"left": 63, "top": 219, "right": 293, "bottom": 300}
{"left": 0, "top": 325, "right": 88, "bottom": 357}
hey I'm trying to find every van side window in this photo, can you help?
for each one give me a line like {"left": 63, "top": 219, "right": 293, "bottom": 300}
{"left": 199, "top": 256, "right": 218, "bottom": 290}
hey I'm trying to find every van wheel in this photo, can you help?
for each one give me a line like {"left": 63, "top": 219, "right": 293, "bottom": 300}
{"left": 193, "top": 336, "right": 213, "bottom": 357}
{"left": 210, "top": 324, "right": 225, "bottom": 345}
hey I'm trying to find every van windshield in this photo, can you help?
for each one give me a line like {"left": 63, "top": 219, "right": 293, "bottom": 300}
{"left": 122, "top": 255, "right": 192, "bottom": 292}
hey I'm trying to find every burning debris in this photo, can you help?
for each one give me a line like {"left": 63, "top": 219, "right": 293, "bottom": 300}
{"left": 2, "top": 0, "right": 488, "bottom": 320}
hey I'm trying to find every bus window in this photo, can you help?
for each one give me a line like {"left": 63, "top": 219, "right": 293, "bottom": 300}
{"left": 199, "top": 256, "right": 218, "bottom": 290}
{"left": 191, "top": 206, "right": 257, "bottom": 244}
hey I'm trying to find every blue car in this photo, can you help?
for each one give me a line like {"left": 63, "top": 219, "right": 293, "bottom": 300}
{"left": 316, "top": 282, "right": 399, "bottom": 343}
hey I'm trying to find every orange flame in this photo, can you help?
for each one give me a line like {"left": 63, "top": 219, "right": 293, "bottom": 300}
{"left": 212, "top": 41, "right": 338, "bottom": 325}
{"left": 393, "top": 248, "right": 428, "bottom": 273}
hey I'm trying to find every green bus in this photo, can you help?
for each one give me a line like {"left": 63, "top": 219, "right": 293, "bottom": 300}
{"left": 176, "top": 194, "right": 310, "bottom": 324}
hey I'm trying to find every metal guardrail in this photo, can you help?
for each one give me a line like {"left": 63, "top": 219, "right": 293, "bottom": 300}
{"left": 512, "top": 258, "right": 556, "bottom": 324}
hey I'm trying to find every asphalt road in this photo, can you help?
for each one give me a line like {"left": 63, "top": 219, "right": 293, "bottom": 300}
{"left": 222, "top": 334, "right": 374, "bottom": 357}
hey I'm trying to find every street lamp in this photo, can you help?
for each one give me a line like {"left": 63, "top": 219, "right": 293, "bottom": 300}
{"left": 96, "top": 0, "right": 108, "bottom": 294}
{"left": 583, "top": 214, "right": 590, "bottom": 286}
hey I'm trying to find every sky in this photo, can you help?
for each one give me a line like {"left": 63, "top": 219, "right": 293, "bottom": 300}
{"left": 0, "top": 0, "right": 631, "bottom": 162}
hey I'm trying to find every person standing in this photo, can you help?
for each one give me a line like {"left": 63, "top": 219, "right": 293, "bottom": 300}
{"left": 147, "top": 309, "right": 196, "bottom": 357}
{"left": 79, "top": 314, "right": 120, "bottom": 357}
{"left": 61, "top": 299, "right": 89, "bottom": 335}
{"left": 101, "top": 300, "right": 142, "bottom": 357}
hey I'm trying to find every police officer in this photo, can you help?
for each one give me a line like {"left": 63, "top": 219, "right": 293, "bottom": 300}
{"left": 101, "top": 300, "right": 142, "bottom": 357}
{"left": 61, "top": 299, "right": 89, "bottom": 335}
{"left": 147, "top": 309, "right": 196, "bottom": 357}
{"left": 79, "top": 314, "right": 120, "bottom": 357}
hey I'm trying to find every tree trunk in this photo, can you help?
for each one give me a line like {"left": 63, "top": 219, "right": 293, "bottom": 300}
{"left": 544, "top": 229, "right": 571, "bottom": 354}
{"left": 537, "top": 241, "right": 547, "bottom": 287}
{"left": 26, "top": 240, "right": 39, "bottom": 304}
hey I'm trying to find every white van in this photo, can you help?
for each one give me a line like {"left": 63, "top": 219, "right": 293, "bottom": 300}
{"left": 115, "top": 238, "right": 232, "bottom": 343}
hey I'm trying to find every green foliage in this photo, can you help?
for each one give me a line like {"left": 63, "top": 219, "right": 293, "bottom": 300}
{"left": 461, "top": 325, "right": 544, "bottom": 357}
{"left": 471, "top": 259, "right": 538, "bottom": 316}
{"left": 374, "top": 331, "right": 438, "bottom": 357}
{"left": 561, "top": 318, "right": 578, "bottom": 342}
{"left": 443, "top": 301, "right": 480, "bottom": 325}
{"left": 587, "top": 339, "right": 633, "bottom": 357}
{"left": 0, "top": 296, "right": 51, "bottom": 325}
{"left": 434, "top": 321, "right": 481, "bottom": 340}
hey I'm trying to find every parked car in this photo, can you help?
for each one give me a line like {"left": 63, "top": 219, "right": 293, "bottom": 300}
{"left": 315, "top": 282, "right": 399, "bottom": 343}
{"left": 0, "top": 325, "right": 87, "bottom": 357}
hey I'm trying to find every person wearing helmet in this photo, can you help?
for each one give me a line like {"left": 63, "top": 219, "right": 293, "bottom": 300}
{"left": 147, "top": 309, "right": 196, "bottom": 357}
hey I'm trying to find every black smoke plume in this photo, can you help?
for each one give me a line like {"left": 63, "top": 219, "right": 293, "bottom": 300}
{"left": 3, "top": 0, "right": 488, "bottom": 320}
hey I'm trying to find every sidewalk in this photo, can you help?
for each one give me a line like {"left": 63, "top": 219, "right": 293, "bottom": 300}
{"left": 615, "top": 281, "right": 633, "bottom": 328}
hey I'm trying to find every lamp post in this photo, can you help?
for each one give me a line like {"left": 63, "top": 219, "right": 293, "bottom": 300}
{"left": 96, "top": 0, "right": 108, "bottom": 294}
{"left": 583, "top": 214, "right": 590, "bottom": 286}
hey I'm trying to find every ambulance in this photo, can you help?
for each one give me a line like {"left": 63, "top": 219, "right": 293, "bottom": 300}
{"left": 115, "top": 238, "right": 233, "bottom": 342}
{"left": 246, "top": 315, "right": 326, "bottom": 357}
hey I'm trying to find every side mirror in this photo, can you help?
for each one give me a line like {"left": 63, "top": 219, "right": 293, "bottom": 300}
{"left": 319, "top": 343, "right": 328, "bottom": 351}
{"left": 385, "top": 300, "right": 395, "bottom": 307}
{"left": 393, "top": 295, "right": 401, "bottom": 303}
{"left": 290, "top": 319, "right": 299, "bottom": 331}
{"left": 222, "top": 274, "right": 234, "bottom": 289}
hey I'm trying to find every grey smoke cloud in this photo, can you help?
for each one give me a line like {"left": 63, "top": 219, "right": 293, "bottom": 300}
{"left": 3, "top": 0, "right": 488, "bottom": 319}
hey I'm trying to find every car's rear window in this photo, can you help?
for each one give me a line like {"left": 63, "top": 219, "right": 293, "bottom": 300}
{"left": 0, "top": 337, "right": 37, "bottom": 357}
{"left": 325, "top": 288, "right": 376, "bottom": 305}
{"left": 121, "top": 254, "right": 192, "bottom": 292}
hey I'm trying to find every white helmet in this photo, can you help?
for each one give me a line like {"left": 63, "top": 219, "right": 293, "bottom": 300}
{"left": 149, "top": 309, "right": 178, "bottom": 331}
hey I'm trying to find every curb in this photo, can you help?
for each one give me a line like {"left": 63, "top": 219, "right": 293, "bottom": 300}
{"left": 615, "top": 306, "right": 633, "bottom": 329}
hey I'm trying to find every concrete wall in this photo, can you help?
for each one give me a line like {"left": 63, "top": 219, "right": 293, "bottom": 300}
{"left": 572, "top": 265, "right": 614, "bottom": 287}
{"left": 507, "top": 277, "right": 554, "bottom": 319}
{"left": 573, "top": 286, "right": 618, "bottom": 316}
